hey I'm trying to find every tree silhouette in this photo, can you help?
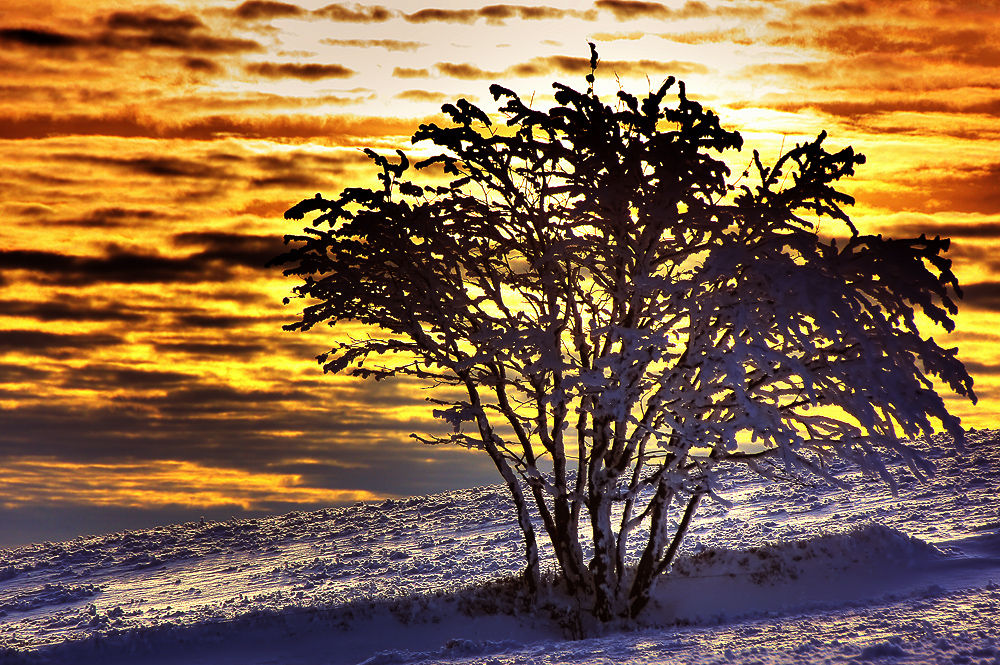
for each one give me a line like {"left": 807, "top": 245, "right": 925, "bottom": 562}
{"left": 274, "top": 46, "right": 975, "bottom": 622}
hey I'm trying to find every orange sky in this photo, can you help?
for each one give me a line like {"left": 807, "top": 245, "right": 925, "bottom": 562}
{"left": 1, "top": 0, "right": 998, "bottom": 546}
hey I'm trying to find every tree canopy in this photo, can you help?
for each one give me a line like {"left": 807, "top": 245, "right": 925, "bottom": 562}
{"left": 274, "top": 46, "right": 976, "bottom": 623}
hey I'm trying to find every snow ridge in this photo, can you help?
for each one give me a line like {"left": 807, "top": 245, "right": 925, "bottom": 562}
{"left": 671, "top": 522, "right": 945, "bottom": 584}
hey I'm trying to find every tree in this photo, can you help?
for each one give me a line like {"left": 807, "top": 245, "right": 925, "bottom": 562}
{"left": 273, "top": 46, "right": 976, "bottom": 622}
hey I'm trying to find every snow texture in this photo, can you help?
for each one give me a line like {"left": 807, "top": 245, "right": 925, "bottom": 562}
{"left": 2, "top": 430, "right": 999, "bottom": 664}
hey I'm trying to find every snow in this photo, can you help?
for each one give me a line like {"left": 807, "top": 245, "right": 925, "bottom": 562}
{"left": 2, "top": 430, "right": 999, "bottom": 664}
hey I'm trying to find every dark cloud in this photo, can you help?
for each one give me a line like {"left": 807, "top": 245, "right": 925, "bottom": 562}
{"left": 234, "top": 1, "right": 307, "bottom": 20}
{"left": 877, "top": 221, "right": 1000, "bottom": 240}
{"left": 18, "top": 170, "right": 77, "bottom": 187}
{"left": 128, "top": 148, "right": 341, "bottom": 191}
{"left": 770, "top": 23, "right": 1000, "bottom": 70}
{"left": 0, "top": 299, "right": 147, "bottom": 323}
{"left": 756, "top": 98, "right": 1000, "bottom": 119}
{"left": 200, "top": 290, "right": 276, "bottom": 306}
{"left": 596, "top": 0, "right": 685, "bottom": 19}
{"left": 744, "top": 59, "right": 895, "bottom": 82}
{"left": 478, "top": 4, "right": 594, "bottom": 21}
{"left": 159, "top": 90, "right": 373, "bottom": 112}
{"left": 790, "top": 0, "right": 869, "bottom": 19}
{"left": 959, "top": 282, "right": 1000, "bottom": 311}
{"left": 250, "top": 149, "right": 366, "bottom": 172}
{"left": 183, "top": 56, "right": 223, "bottom": 74}
{"left": 947, "top": 330, "right": 1000, "bottom": 344}
{"left": 4, "top": 202, "right": 57, "bottom": 217}
{"left": 0, "top": 384, "right": 474, "bottom": 471}
{"left": 235, "top": 199, "right": 295, "bottom": 218}
{"left": 0, "top": 111, "right": 428, "bottom": 142}
{"left": 878, "top": 123, "right": 998, "bottom": 141}
{"left": 0, "top": 84, "right": 121, "bottom": 106}
{"left": 152, "top": 341, "right": 269, "bottom": 358}
{"left": 171, "top": 312, "right": 274, "bottom": 329}
{"left": 731, "top": 95, "right": 1000, "bottom": 144}
{"left": 172, "top": 232, "right": 286, "bottom": 270}
{"left": 57, "top": 153, "right": 228, "bottom": 179}
{"left": 435, "top": 62, "right": 503, "bottom": 80}
{"left": 0, "top": 241, "right": 276, "bottom": 288}
{"left": 395, "top": 90, "right": 452, "bottom": 103}
{"left": 810, "top": 25, "right": 978, "bottom": 57}
{"left": 961, "top": 360, "right": 1000, "bottom": 377}
{"left": 0, "top": 330, "right": 123, "bottom": 355}
{"left": 321, "top": 38, "right": 425, "bottom": 51}
{"left": 0, "top": 397, "right": 498, "bottom": 516}
{"left": 49, "top": 207, "right": 168, "bottom": 229}
{"left": 760, "top": 4, "right": 1000, "bottom": 91}
{"left": 743, "top": 94, "right": 1000, "bottom": 143}
{"left": 262, "top": 444, "right": 497, "bottom": 496}
{"left": 97, "top": 31, "right": 262, "bottom": 53}
{"left": 103, "top": 10, "right": 204, "bottom": 33}
{"left": 245, "top": 62, "right": 355, "bottom": 80}
{"left": 404, "top": 5, "right": 593, "bottom": 24}
{"left": 312, "top": 3, "right": 593, "bottom": 24}
{"left": 97, "top": 10, "right": 262, "bottom": 53}
{"left": 661, "top": 29, "right": 754, "bottom": 46}
{"left": 0, "top": 10, "right": 262, "bottom": 55}
{"left": 0, "top": 341, "right": 498, "bottom": 527}
{"left": 595, "top": 0, "right": 762, "bottom": 20}
{"left": 61, "top": 365, "right": 197, "bottom": 391}
{"left": 393, "top": 67, "right": 430, "bottom": 78}
{"left": 588, "top": 31, "right": 644, "bottom": 41}
{"left": 857, "top": 164, "right": 1000, "bottom": 215}
{"left": 135, "top": 385, "right": 317, "bottom": 413}
{"left": 0, "top": 362, "right": 51, "bottom": 382}
{"left": 938, "top": 243, "right": 1000, "bottom": 275}
{"left": 249, "top": 173, "right": 330, "bottom": 188}
{"left": 0, "top": 27, "right": 83, "bottom": 48}
{"left": 404, "top": 7, "right": 478, "bottom": 23}
{"left": 192, "top": 114, "right": 430, "bottom": 142}
{"left": 312, "top": 4, "right": 393, "bottom": 22}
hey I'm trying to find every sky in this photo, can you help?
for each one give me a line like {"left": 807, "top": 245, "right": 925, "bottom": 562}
{"left": 1, "top": 0, "right": 999, "bottom": 547}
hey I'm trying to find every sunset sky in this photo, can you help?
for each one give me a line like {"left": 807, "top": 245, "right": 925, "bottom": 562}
{"left": 2, "top": 0, "right": 999, "bottom": 546}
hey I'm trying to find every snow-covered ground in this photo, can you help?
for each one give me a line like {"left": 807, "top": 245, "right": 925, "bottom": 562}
{"left": 2, "top": 430, "right": 999, "bottom": 665}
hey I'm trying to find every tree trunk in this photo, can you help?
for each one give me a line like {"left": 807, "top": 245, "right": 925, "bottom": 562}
{"left": 551, "top": 496, "right": 589, "bottom": 594}
{"left": 466, "top": 381, "right": 541, "bottom": 595}
{"left": 615, "top": 437, "right": 648, "bottom": 583}
{"left": 628, "top": 491, "right": 701, "bottom": 618}
{"left": 514, "top": 482, "right": 542, "bottom": 595}
{"left": 626, "top": 476, "right": 673, "bottom": 616}
{"left": 587, "top": 486, "right": 618, "bottom": 620}
{"left": 491, "top": 452, "right": 541, "bottom": 595}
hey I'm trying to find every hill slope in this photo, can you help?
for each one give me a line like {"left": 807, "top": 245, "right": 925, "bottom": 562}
{"left": 2, "top": 430, "right": 1000, "bottom": 664}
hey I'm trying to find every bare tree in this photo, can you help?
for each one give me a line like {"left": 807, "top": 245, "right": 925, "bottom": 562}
{"left": 274, "top": 47, "right": 975, "bottom": 622}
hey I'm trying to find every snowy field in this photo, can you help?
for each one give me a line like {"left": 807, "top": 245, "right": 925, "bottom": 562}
{"left": 2, "top": 430, "right": 999, "bottom": 665}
